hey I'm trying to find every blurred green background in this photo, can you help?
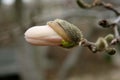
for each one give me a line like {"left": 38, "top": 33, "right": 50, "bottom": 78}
{"left": 0, "top": 0, "right": 120, "bottom": 80}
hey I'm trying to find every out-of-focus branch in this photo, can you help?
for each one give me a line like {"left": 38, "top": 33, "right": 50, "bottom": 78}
{"left": 79, "top": 37, "right": 115, "bottom": 55}
{"left": 77, "top": 0, "right": 120, "bottom": 16}
{"left": 98, "top": 16, "right": 120, "bottom": 45}
{"left": 97, "top": 16, "right": 120, "bottom": 55}
{"left": 76, "top": 0, "right": 120, "bottom": 55}
{"left": 99, "top": 2, "right": 120, "bottom": 16}
{"left": 76, "top": 0, "right": 100, "bottom": 9}
{"left": 79, "top": 39, "right": 97, "bottom": 53}
{"left": 111, "top": 25, "right": 120, "bottom": 44}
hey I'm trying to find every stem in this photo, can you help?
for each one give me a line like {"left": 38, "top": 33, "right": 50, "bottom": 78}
{"left": 76, "top": 0, "right": 101, "bottom": 8}
{"left": 98, "top": 16, "right": 120, "bottom": 45}
{"left": 113, "top": 16, "right": 120, "bottom": 38}
{"left": 113, "top": 16, "right": 120, "bottom": 37}
{"left": 79, "top": 39, "right": 97, "bottom": 53}
{"left": 111, "top": 25, "right": 120, "bottom": 45}
{"left": 114, "top": 25, "right": 119, "bottom": 38}
{"left": 100, "top": 2, "right": 120, "bottom": 16}
{"left": 111, "top": 16, "right": 120, "bottom": 44}
{"left": 114, "top": 16, "right": 120, "bottom": 23}
{"left": 77, "top": 0, "right": 120, "bottom": 16}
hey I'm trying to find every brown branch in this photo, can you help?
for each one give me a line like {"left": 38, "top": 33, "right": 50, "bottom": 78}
{"left": 108, "top": 16, "right": 120, "bottom": 45}
{"left": 98, "top": 19, "right": 112, "bottom": 28}
{"left": 77, "top": 0, "right": 120, "bottom": 16}
{"left": 98, "top": 15, "right": 120, "bottom": 45}
{"left": 114, "top": 25, "right": 119, "bottom": 38}
{"left": 111, "top": 25, "right": 120, "bottom": 45}
{"left": 76, "top": 0, "right": 119, "bottom": 55}
{"left": 76, "top": 0, "right": 101, "bottom": 9}
{"left": 79, "top": 37, "right": 116, "bottom": 55}
{"left": 79, "top": 39, "right": 97, "bottom": 53}
{"left": 99, "top": 2, "right": 120, "bottom": 16}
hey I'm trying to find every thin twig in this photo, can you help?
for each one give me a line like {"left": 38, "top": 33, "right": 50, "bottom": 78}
{"left": 77, "top": 0, "right": 120, "bottom": 16}
{"left": 109, "top": 16, "right": 120, "bottom": 45}
{"left": 79, "top": 39, "right": 97, "bottom": 53}
{"left": 114, "top": 16, "right": 120, "bottom": 23}
{"left": 76, "top": 0, "right": 101, "bottom": 9}
{"left": 98, "top": 16, "right": 120, "bottom": 45}
{"left": 111, "top": 25, "right": 120, "bottom": 45}
{"left": 99, "top": 2, "right": 120, "bottom": 16}
{"left": 114, "top": 25, "right": 119, "bottom": 38}
{"left": 76, "top": 0, "right": 120, "bottom": 55}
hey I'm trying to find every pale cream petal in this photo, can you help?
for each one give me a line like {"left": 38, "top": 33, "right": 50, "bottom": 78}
{"left": 24, "top": 25, "right": 63, "bottom": 46}
{"left": 24, "top": 25, "right": 61, "bottom": 39}
{"left": 25, "top": 38, "right": 61, "bottom": 46}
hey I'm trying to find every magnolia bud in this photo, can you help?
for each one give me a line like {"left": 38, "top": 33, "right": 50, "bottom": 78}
{"left": 98, "top": 20, "right": 111, "bottom": 28}
{"left": 25, "top": 19, "right": 83, "bottom": 48}
{"left": 95, "top": 37, "right": 108, "bottom": 51}
{"left": 104, "top": 34, "right": 114, "bottom": 44}
{"left": 106, "top": 48, "right": 116, "bottom": 55}
{"left": 47, "top": 19, "right": 83, "bottom": 48}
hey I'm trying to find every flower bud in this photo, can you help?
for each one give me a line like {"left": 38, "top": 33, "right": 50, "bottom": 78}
{"left": 25, "top": 19, "right": 83, "bottom": 48}
{"left": 95, "top": 37, "right": 108, "bottom": 51}
{"left": 104, "top": 34, "right": 114, "bottom": 44}
{"left": 106, "top": 48, "right": 116, "bottom": 55}
{"left": 47, "top": 19, "right": 83, "bottom": 48}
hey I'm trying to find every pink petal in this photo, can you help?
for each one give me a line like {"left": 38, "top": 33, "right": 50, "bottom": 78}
{"left": 24, "top": 25, "right": 62, "bottom": 46}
